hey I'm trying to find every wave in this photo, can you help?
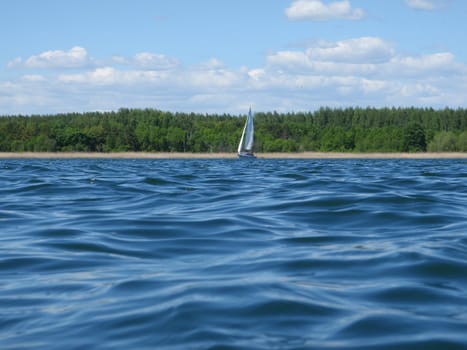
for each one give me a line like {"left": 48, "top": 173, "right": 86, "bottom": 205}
{"left": 0, "top": 159, "right": 465, "bottom": 349}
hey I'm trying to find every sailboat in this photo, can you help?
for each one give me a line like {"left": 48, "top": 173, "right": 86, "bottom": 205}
{"left": 238, "top": 107, "right": 256, "bottom": 158}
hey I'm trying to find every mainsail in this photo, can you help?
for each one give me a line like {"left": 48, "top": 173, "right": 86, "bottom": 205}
{"left": 238, "top": 108, "right": 255, "bottom": 157}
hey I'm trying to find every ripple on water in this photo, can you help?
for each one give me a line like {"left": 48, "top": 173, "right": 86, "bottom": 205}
{"left": 0, "top": 159, "right": 466, "bottom": 349}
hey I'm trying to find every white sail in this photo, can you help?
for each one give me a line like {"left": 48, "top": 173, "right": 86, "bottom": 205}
{"left": 237, "top": 122, "right": 247, "bottom": 153}
{"left": 238, "top": 108, "right": 255, "bottom": 157}
{"left": 244, "top": 108, "right": 254, "bottom": 151}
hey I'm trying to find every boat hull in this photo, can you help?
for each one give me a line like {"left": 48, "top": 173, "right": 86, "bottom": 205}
{"left": 238, "top": 152, "right": 256, "bottom": 158}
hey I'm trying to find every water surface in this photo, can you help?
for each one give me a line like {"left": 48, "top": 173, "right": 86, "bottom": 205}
{"left": 1, "top": 159, "right": 466, "bottom": 349}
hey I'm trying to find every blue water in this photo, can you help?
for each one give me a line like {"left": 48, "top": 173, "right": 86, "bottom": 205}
{"left": 1, "top": 158, "right": 466, "bottom": 349}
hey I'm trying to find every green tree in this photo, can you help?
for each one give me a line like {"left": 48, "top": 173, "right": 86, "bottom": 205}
{"left": 403, "top": 123, "right": 426, "bottom": 152}
{"left": 457, "top": 131, "right": 467, "bottom": 152}
{"left": 428, "top": 131, "right": 458, "bottom": 152}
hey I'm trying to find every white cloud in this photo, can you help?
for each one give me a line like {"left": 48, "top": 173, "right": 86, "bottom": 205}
{"left": 1, "top": 40, "right": 467, "bottom": 115}
{"left": 251, "top": 37, "right": 466, "bottom": 109}
{"left": 266, "top": 51, "right": 312, "bottom": 71}
{"left": 405, "top": 0, "right": 447, "bottom": 10}
{"left": 21, "top": 74, "right": 46, "bottom": 82}
{"left": 187, "top": 65, "right": 243, "bottom": 89}
{"left": 133, "top": 52, "right": 180, "bottom": 70}
{"left": 7, "top": 57, "right": 22, "bottom": 69}
{"left": 59, "top": 67, "right": 118, "bottom": 85}
{"left": 197, "top": 58, "right": 225, "bottom": 70}
{"left": 389, "top": 52, "right": 456, "bottom": 74}
{"left": 265, "top": 38, "right": 460, "bottom": 79}
{"left": 360, "top": 79, "right": 391, "bottom": 94}
{"left": 307, "top": 37, "right": 394, "bottom": 63}
{"left": 265, "top": 37, "right": 394, "bottom": 75}
{"left": 111, "top": 53, "right": 180, "bottom": 71}
{"left": 248, "top": 68, "right": 266, "bottom": 82}
{"left": 111, "top": 56, "right": 129, "bottom": 65}
{"left": 57, "top": 57, "right": 242, "bottom": 90}
{"left": 58, "top": 67, "right": 173, "bottom": 86}
{"left": 8, "top": 46, "right": 91, "bottom": 69}
{"left": 286, "top": 0, "right": 364, "bottom": 21}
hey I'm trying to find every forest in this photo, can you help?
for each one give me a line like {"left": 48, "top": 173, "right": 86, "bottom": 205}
{"left": 0, "top": 107, "right": 466, "bottom": 153}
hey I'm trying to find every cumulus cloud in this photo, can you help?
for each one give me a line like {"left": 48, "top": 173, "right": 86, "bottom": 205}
{"left": 21, "top": 74, "right": 46, "bottom": 82}
{"left": 57, "top": 57, "right": 242, "bottom": 90}
{"left": 253, "top": 37, "right": 466, "bottom": 109}
{"left": 266, "top": 37, "right": 394, "bottom": 74}
{"left": 307, "top": 37, "right": 394, "bottom": 63}
{"left": 110, "top": 53, "right": 180, "bottom": 70}
{"left": 2, "top": 40, "right": 467, "bottom": 115}
{"left": 187, "top": 64, "right": 242, "bottom": 89}
{"left": 405, "top": 0, "right": 447, "bottom": 10}
{"left": 58, "top": 67, "right": 173, "bottom": 86}
{"left": 286, "top": 0, "right": 364, "bottom": 21}
{"left": 389, "top": 52, "right": 456, "bottom": 74}
{"left": 133, "top": 53, "right": 180, "bottom": 70}
{"left": 264, "top": 37, "right": 460, "bottom": 79}
{"left": 8, "top": 46, "right": 91, "bottom": 69}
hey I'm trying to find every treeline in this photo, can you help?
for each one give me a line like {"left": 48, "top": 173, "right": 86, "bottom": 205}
{"left": 0, "top": 107, "right": 466, "bottom": 153}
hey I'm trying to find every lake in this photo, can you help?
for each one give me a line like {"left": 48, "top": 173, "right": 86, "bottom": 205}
{"left": 1, "top": 158, "right": 466, "bottom": 349}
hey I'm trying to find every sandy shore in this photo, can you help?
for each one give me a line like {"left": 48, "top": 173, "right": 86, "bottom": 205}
{"left": 0, "top": 152, "right": 466, "bottom": 159}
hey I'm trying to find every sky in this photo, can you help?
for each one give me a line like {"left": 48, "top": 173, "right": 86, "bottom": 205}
{"left": 1, "top": 0, "right": 467, "bottom": 115}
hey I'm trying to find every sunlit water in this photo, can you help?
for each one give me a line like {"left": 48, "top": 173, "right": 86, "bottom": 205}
{"left": 1, "top": 158, "right": 466, "bottom": 349}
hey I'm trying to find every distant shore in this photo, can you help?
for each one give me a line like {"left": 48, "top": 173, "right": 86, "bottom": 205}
{"left": 0, "top": 152, "right": 466, "bottom": 159}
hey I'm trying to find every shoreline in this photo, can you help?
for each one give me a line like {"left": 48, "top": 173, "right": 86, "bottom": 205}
{"left": 0, "top": 152, "right": 466, "bottom": 159}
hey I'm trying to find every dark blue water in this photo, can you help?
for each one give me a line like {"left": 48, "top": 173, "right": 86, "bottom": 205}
{"left": 1, "top": 158, "right": 466, "bottom": 349}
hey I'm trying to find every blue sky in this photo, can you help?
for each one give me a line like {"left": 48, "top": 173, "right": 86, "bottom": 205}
{"left": 1, "top": 0, "right": 466, "bottom": 115}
